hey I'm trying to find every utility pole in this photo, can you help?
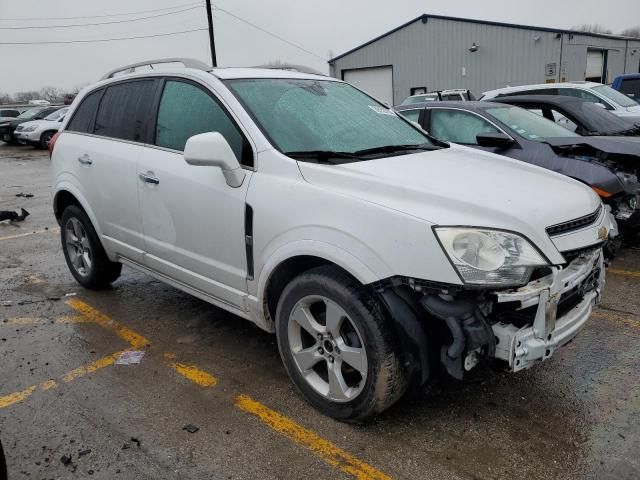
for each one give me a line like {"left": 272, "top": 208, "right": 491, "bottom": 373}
{"left": 205, "top": 0, "right": 217, "bottom": 67}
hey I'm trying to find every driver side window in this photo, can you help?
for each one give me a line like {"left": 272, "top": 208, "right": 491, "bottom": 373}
{"left": 429, "top": 109, "right": 499, "bottom": 144}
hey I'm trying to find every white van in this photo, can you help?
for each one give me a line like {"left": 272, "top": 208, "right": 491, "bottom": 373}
{"left": 50, "top": 59, "right": 608, "bottom": 421}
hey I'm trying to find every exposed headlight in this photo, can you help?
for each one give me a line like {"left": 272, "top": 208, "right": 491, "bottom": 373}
{"left": 434, "top": 227, "right": 548, "bottom": 287}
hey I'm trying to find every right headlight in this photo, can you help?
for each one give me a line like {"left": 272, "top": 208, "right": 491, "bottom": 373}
{"left": 434, "top": 227, "right": 549, "bottom": 287}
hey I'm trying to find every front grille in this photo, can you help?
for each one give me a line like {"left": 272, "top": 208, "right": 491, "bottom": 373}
{"left": 546, "top": 205, "right": 602, "bottom": 236}
{"left": 560, "top": 243, "right": 603, "bottom": 264}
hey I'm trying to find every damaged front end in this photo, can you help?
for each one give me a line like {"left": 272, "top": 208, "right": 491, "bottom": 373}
{"left": 546, "top": 138, "right": 640, "bottom": 224}
{"left": 376, "top": 214, "right": 608, "bottom": 383}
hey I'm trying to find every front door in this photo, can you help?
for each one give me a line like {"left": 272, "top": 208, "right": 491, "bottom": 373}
{"left": 137, "top": 78, "right": 253, "bottom": 309}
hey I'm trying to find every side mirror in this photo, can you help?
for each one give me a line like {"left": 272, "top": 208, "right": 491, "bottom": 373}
{"left": 476, "top": 132, "right": 515, "bottom": 149}
{"left": 184, "top": 132, "right": 245, "bottom": 188}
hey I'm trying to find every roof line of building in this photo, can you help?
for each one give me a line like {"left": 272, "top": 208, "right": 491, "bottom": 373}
{"left": 328, "top": 13, "right": 637, "bottom": 63}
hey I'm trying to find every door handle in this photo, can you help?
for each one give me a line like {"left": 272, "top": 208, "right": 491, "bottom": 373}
{"left": 139, "top": 172, "right": 160, "bottom": 185}
{"left": 77, "top": 154, "right": 92, "bottom": 166}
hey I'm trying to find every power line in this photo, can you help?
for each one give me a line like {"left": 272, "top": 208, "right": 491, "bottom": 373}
{"left": 0, "top": 27, "right": 207, "bottom": 45}
{"left": 0, "top": 5, "right": 202, "bottom": 30}
{"left": 0, "top": 2, "right": 203, "bottom": 22}
{"left": 213, "top": 7, "right": 327, "bottom": 61}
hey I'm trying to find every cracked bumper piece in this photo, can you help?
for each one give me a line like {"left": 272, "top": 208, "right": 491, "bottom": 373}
{"left": 491, "top": 249, "right": 604, "bottom": 372}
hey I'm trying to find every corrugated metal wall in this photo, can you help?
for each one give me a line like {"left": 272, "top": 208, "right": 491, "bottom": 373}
{"left": 330, "top": 17, "right": 639, "bottom": 104}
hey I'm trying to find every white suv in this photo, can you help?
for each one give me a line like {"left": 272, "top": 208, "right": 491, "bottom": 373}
{"left": 482, "top": 81, "right": 640, "bottom": 124}
{"left": 51, "top": 59, "right": 608, "bottom": 421}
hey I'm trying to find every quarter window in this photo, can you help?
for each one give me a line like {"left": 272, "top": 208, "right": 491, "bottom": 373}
{"left": 399, "top": 109, "right": 422, "bottom": 124}
{"left": 429, "top": 109, "right": 499, "bottom": 144}
{"left": 560, "top": 88, "right": 612, "bottom": 109}
{"left": 155, "top": 80, "right": 252, "bottom": 166}
{"left": 94, "top": 80, "right": 155, "bottom": 141}
{"left": 66, "top": 89, "right": 103, "bottom": 134}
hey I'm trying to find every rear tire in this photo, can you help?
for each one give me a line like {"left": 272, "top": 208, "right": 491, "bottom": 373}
{"left": 60, "top": 205, "right": 121, "bottom": 289}
{"left": 275, "top": 265, "right": 408, "bottom": 422}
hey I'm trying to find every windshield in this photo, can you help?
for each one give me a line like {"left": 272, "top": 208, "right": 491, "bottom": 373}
{"left": 16, "top": 107, "right": 45, "bottom": 120}
{"left": 45, "top": 108, "right": 67, "bottom": 121}
{"left": 226, "top": 79, "right": 432, "bottom": 157}
{"left": 401, "top": 94, "right": 438, "bottom": 105}
{"left": 592, "top": 85, "right": 639, "bottom": 108}
{"left": 576, "top": 102, "right": 636, "bottom": 134}
{"left": 486, "top": 106, "right": 580, "bottom": 141}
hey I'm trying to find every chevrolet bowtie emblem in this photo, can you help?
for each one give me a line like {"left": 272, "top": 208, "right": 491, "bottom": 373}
{"left": 598, "top": 226, "right": 608, "bottom": 241}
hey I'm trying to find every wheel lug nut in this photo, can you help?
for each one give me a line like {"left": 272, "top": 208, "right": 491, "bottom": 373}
{"left": 318, "top": 347, "right": 324, "bottom": 355}
{"left": 328, "top": 356, "right": 334, "bottom": 363}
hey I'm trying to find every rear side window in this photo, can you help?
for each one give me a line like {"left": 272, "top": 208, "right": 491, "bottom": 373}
{"left": 498, "top": 88, "right": 558, "bottom": 97}
{"left": 560, "top": 88, "right": 612, "bottom": 109}
{"left": 94, "top": 80, "right": 155, "bottom": 141}
{"left": 66, "top": 90, "right": 103, "bottom": 133}
{"left": 154, "top": 79, "right": 252, "bottom": 166}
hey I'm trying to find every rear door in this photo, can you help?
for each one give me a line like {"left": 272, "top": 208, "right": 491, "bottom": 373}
{"left": 62, "top": 79, "right": 157, "bottom": 263}
{"left": 137, "top": 77, "right": 253, "bottom": 309}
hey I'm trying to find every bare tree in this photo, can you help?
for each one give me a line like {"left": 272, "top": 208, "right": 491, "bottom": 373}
{"left": 39, "top": 86, "right": 63, "bottom": 103}
{"left": 14, "top": 91, "right": 40, "bottom": 102}
{"left": 621, "top": 26, "right": 640, "bottom": 37}
{"left": 0, "top": 92, "right": 13, "bottom": 105}
{"left": 573, "top": 24, "right": 613, "bottom": 35}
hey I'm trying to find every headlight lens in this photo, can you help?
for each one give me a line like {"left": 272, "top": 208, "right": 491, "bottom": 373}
{"left": 23, "top": 126, "right": 37, "bottom": 132}
{"left": 435, "top": 227, "right": 548, "bottom": 286}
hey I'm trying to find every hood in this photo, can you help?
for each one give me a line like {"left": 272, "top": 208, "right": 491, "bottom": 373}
{"left": 17, "top": 119, "right": 56, "bottom": 129}
{"left": 545, "top": 136, "right": 640, "bottom": 157}
{"left": 298, "top": 145, "right": 601, "bottom": 262}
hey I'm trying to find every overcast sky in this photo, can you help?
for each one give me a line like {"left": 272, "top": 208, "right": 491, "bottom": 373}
{"left": 1, "top": 0, "right": 639, "bottom": 94}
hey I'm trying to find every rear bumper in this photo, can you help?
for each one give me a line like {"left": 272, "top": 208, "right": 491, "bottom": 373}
{"left": 491, "top": 249, "right": 603, "bottom": 371}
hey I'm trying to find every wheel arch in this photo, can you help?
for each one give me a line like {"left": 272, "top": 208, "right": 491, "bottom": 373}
{"left": 53, "top": 186, "right": 103, "bottom": 240}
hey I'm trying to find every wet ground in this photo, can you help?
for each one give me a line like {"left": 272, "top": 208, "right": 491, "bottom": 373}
{"left": 1, "top": 143, "right": 639, "bottom": 480}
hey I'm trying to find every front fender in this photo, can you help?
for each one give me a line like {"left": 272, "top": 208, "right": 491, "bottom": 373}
{"left": 253, "top": 237, "right": 387, "bottom": 303}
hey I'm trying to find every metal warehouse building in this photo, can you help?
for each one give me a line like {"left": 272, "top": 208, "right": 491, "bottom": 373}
{"left": 329, "top": 14, "right": 640, "bottom": 105}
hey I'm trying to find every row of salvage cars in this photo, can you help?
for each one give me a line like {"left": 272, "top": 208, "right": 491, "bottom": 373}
{"left": 0, "top": 105, "right": 68, "bottom": 148}
{"left": 396, "top": 83, "right": 640, "bottom": 248}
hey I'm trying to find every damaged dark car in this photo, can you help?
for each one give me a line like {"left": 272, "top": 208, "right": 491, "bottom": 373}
{"left": 396, "top": 101, "right": 639, "bottom": 232}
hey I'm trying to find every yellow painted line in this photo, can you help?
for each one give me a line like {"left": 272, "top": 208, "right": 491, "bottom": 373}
{"left": 0, "top": 351, "right": 122, "bottom": 409}
{"left": 164, "top": 353, "right": 217, "bottom": 387}
{"left": 235, "top": 395, "right": 392, "bottom": 480}
{"left": 65, "top": 298, "right": 150, "bottom": 349}
{"left": 0, "top": 386, "right": 37, "bottom": 409}
{"left": 592, "top": 310, "right": 640, "bottom": 329}
{"left": 608, "top": 269, "right": 640, "bottom": 278}
{"left": 0, "top": 227, "right": 59, "bottom": 242}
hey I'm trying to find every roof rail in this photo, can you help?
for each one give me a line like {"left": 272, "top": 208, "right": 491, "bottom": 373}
{"left": 101, "top": 58, "right": 211, "bottom": 80}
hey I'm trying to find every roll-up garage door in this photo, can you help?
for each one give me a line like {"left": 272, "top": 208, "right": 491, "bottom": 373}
{"left": 586, "top": 50, "right": 604, "bottom": 82}
{"left": 343, "top": 66, "right": 394, "bottom": 105}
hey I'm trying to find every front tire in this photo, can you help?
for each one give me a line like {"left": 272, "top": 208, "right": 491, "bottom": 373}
{"left": 275, "top": 265, "right": 408, "bottom": 422}
{"left": 60, "top": 205, "right": 121, "bottom": 289}
{"left": 39, "top": 130, "right": 55, "bottom": 149}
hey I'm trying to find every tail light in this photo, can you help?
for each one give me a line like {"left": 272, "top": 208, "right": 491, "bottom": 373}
{"left": 48, "top": 131, "right": 61, "bottom": 158}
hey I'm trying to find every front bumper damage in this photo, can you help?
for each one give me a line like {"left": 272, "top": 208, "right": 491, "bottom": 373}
{"left": 492, "top": 249, "right": 604, "bottom": 372}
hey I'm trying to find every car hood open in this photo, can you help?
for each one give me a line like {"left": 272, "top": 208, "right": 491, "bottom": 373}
{"left": 298, "top": 145, "right": 601, "bottom": 263}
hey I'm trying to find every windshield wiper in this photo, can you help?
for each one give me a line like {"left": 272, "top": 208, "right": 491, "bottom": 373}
{"left": 353, "top": 143, "right": 441, "bottom": 156}
{"left": 283, "top": 150, "right": 360, "bottom": 163}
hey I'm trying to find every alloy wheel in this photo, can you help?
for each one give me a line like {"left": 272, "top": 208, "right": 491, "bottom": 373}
{"left": 287, "top": 295, "right": 368, "bottom": 402}
{"left": 64, "top": 217, "right": 92, "bottom": 277}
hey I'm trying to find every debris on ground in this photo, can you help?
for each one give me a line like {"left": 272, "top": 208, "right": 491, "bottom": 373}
{"left": 0, "top": 208, "right": 29, "bottom": 222}
{"left": 60, "top": 455, "right": 72, "bottom": 466}
{"left": 116, "top": 351, "right": 145, "bottom": 365}
{"left": 1, "top": 301, "right": 12, "bottom": 307}
{"left": 182, "top": 424, "right": 199, "bottom": 434}
{"left": 78, "top": 449, "right": 92, "bottom": 457}
{"left": 130, "top": 437, "right": 141, "bottom": 447}
{"left": 15, "top": 192, "right": 34, "bottom": 198}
